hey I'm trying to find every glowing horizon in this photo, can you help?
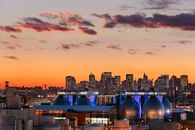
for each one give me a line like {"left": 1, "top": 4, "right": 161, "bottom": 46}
{"left": 1, "top": 0, "right": 195, "bottom": 88}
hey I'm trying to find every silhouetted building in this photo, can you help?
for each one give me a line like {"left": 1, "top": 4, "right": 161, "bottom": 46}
{"left": 66, "top": 76, "right": 76, "bottom": 89}
{"left": 114, "top": 75, "right": 121, "bottom": 87}
{"left": 155, "top": 75, "right": 169, "bottom": 91}
{"left": 125, "top": 74, "right": 133, "bottom": 88}
{"left": 180, "top": 75, "right": 188, "bottom": 91}
{"left": 100, "top": 72, "right": 112, "bottom": 88}
{"left": 89, "top": 72, "right": 95, "bottom": 84}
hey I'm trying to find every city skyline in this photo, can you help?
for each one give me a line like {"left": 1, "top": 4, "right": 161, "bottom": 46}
{"left": 0, "top": 72, "right": 190, "bottom": 88}
{"left": 1, "top": 0, "right": 195, "bottom": 87}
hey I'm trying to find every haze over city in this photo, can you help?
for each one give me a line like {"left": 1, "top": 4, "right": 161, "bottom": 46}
{"left": 1, "top": 0, "right": 195, "bottom": 87}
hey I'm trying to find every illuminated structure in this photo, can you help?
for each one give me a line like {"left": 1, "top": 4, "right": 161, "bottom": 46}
{"left": 33, "top": 91, "right": 172, "bottom": 127}
{"left": 33, "top": 92, "right": 114, "bottom": 126}
{"left": 143, "top": 96, "right": 164, "bottom": 119}
{"left": 119, "top": 96, "right": 140, "bottom": 119}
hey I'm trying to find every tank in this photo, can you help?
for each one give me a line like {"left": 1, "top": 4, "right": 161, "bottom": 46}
{"left": 76, "top": 95, "right": 91, "bottom": 105}
{"left": 119, "top": 96, "right": 140, "bottom": 119}
{"left": 143, "top": 96, "right": 164, "bottom": 119}
{"left": 53, "top": 95, "right": 70, "bottom": 105}
{"left": 162, "top": 97, "right": 172, "bottom": 117}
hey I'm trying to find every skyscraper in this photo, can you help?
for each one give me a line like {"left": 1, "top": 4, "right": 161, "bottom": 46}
{"left": 155, "top": 75, "right": 169, "bottom": 91}
{"left": 114, "top": 75, "right": 121, "bottom": 87}
{"left": 180, "top": 75, "right": 188, "bottom": 91}
{"left": 65, "top": 75, "right": 76, "bottom": 89}
{"left": 126, "top": 74, "right": 134, "bottom": 83}
{"left": 122, "top": 74, "right": 134, "bottom": 90}
{"left": 100, "top": 72, "right": 112, "bottom": 88}
{"left": 89, "top": 72, "right": 95, "bottom": 84}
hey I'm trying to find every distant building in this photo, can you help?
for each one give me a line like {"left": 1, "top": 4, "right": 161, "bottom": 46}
{"left": 65, "top": 75, "right": 76, "bottom": 89}
{"left": 100, "top": 72, "right": 112, "bottom": 88}
{"left": 155, "top": 75, "right": 169, "bottom": 91}
{"left": 125, "top": 74, "right": 133, "bottom": 88}
{"left": 139, "top": 73, "right": 152, "bottom": 91}
{"left": 169, "top": 76, "right": 180, "bottom": 104}
{"left": 114, "top": 75, "right": 121, "bottom": 87}
{"left": 5, "top": 81, "right": 9, "bottom": 88}
{"left": 180, "top": 75, "right": 188, "bottom": 91}
{"left": 89, "top": 72, "right": 95, "bottom": 84}
{"left": 126, "top": 74, "right": 134, "bottom": 83}
{"left": 5, "top": 87, "right": 22, "bottom": 109}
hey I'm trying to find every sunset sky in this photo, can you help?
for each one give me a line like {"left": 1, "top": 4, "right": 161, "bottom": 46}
{"left": 1, "top": 0, "right": 195, "bottom": 87}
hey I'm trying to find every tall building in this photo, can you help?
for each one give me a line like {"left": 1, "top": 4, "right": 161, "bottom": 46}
{"left": 100, "top": 72, "right": 112, "bottom": 88}
{"left": 65, "top": 75, "right": 76, "bottom": 89}
{"left": 155, "top": 75, "right": 169, "bottom": 91}
{"left": 126, "top": 74, "right": 134, "bottom": 83}
{"left": 114, "top": 75, "right": 121, "bottom": 87}
{"left": 89, "top": 72, "right": 95, "bottom": 84}
{"left": 180, "top": 75, "right": 188, "bottom": 91}
{"left": 125, "top": 74, "right": 134, "bottom": 88}
{"left": 140, "top": 73, "right": 151, "bottom": 91}
{"left": 169, "top": 75, "right": 180, "bottom": 101}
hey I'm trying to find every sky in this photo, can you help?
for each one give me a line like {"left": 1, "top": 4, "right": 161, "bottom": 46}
{"left": 1, "top": 0, "right": 195, "bottom": 87}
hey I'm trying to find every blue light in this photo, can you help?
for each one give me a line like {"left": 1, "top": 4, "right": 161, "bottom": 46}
{"left": 68, "top": 95, "right": 73, "bottom": 106}
{"left": 120, "top": 95, "right": 126, "bottom": 105}
{"left": 113, "top": 96, "right": 117, "bottom": 104}
{"left": 134, "top": 95, "right": 141, "bottom": 118}
{"left": 157, "top": 96, "right": 163, "bottom": 103}
{"left": 90, "top": 95, "right": 96, "bottom": 106}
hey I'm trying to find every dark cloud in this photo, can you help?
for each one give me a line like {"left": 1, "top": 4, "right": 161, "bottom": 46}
{"left": 83, "top": 40, "right": 98, "bottom": 47}
{"left": 17, "top": 17, "right": 73, "bottom": 32}
{"left": 93, "top": 13, "right": 195, "bottom": 31}
{"left": 127, "top": 49, "right": 137, "bottom": 55}
{"left": 4, "top": 56, "right": 19, "bottom": 60}
{"left": 178, "top": 40, "right": 192, "bottom": 45}
{"left": 144, "top": 51, "right": 156, "bottom": 55}
{"left": 61, "top": 43, "right": 81, "bottom": 51}
{"left": 17, "top": 14, "right": 96, "bottom": 35}
{"left": 0, "top": 12, "right": 97, "bottom": 35}
{"left": 92, "top": 13, "right": 112, "bottom": 21}
{"left": 79, "top": 27, "right": 97, "bottom": 35}
{"left": 41, "top": 11, "right": 94, "bottom": 27}
{"left": 0, "top": 25, "right": 22, "bottom": 33}
{"left": 10, "top": 35, "right": 18, "bottom": 39}
{"left": 80, "top": 20, "right": 94, "bottom": 27}
{"left": 107, "top": 45, "right": 122, "bottom": 51}
{"left": 61, "top": 40, "right": 98, "bottom": 52}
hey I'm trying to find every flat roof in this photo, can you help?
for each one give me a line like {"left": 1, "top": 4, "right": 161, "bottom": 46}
{"left": 57, "top": 91, "right": 166, "bottom": 96}
{"left": 33, "top": 105, "right": 114, "bottom": 113}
